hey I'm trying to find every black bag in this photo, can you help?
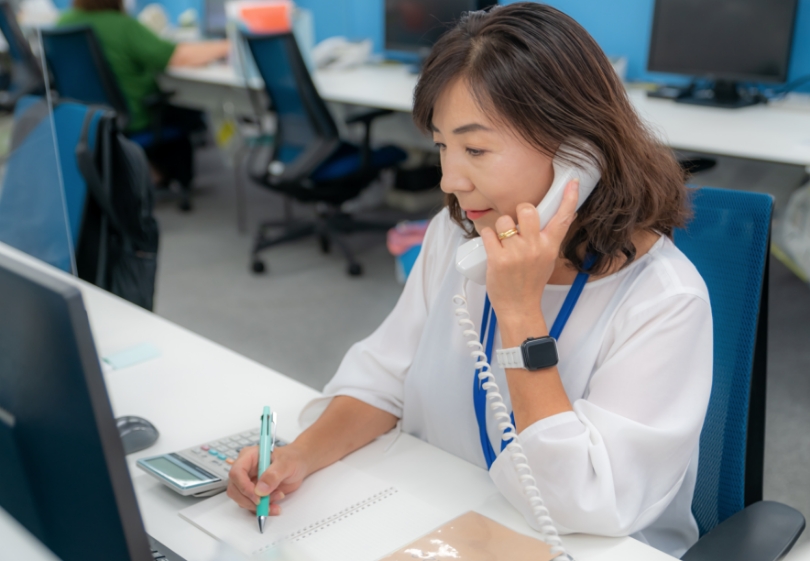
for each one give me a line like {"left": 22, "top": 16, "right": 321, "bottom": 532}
{"left": 75, "top": 111, "right": 159, "bottom": 310}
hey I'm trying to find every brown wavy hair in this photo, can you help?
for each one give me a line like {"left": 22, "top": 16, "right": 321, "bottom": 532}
{"left": 73, "top": 0, "right": 123, "bottom": 11}
{"left": 412, "top": 3, "right": 690, "bottom": 276}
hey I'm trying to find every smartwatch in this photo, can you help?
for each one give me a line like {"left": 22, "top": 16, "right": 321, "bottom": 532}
{"left": 496, "top": 336, "right": 558, "bottom": 371}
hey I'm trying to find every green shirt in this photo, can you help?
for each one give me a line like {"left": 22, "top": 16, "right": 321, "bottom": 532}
{"left": 57, "top": 9, "right": 176, "bottom": 132}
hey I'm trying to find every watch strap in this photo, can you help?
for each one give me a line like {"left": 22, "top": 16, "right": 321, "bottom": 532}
{"left": 496, "top": 346, "right": 526, "bottom": 369}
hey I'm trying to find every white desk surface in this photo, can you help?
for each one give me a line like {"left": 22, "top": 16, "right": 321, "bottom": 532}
{"left": 0, "top": 243, "right": 673, "bottom": 561}
{"left": 165, "top": 62, "right": 810, "bottom": 167}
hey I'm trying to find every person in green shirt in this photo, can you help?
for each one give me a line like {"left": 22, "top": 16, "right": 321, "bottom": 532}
{"left": 58, "top": 0, "right": 230, "bottom": 197}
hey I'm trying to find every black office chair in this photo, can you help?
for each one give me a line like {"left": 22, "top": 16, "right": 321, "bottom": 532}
{"left": 40, "top": 25, "right": 197, "bottom": 211}
{"left": 0, "top": 1, "right": 43, "bottom": 111}
{"left": 243, "top": 32, "right": 407, "bottom": 277}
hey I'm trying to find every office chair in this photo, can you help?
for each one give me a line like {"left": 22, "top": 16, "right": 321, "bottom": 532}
{"left": 39, "top": 25, "right": 195, "bottom": 211}
{"left": 243, "top": 32, "right": 407, "bottom": 276}
{"left": 0, "top": 1, "right": 43, "bottom": 111}
{"left": 673, "top": 187, "right": 804, "bottom": 561}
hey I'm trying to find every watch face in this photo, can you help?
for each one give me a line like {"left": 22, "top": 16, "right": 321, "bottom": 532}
{"left": 522, "top": 338, "right": 558, "bottom": 371}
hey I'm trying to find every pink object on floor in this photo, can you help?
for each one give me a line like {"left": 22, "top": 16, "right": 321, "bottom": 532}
{"left": 387, "top": 220, "right": 429, "bottom": 256}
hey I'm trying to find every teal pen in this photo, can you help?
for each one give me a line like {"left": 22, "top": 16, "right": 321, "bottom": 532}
{"left": 257, "top": 406, "right": 276, "bottom": 533}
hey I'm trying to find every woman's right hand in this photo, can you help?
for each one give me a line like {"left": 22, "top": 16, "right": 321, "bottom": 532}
{"left": 226, "top": 396, "right": 398, "bottom": 514}
{"left": 226, "top": 443, "right": 310, "bottom": 514}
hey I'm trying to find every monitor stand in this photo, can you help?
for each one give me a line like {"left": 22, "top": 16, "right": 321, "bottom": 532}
{"left": 675, "top": 80, "right": 761, "bottom": 109}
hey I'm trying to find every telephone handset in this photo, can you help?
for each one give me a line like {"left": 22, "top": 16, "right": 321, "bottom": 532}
{"left": 449, "top": 143, "right": 598, "bottom": 560}
{"left": 455, "top": 142, "right": 602, "bottom": 285}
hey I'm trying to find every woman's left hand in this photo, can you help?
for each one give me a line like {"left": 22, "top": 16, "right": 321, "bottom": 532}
{"left": 481, "top": 180, "right": 579, "bottom": 333}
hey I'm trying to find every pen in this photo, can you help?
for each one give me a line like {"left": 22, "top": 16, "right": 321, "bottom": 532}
{"left": 257, "top": 406, "right": 276, "bottom": 533}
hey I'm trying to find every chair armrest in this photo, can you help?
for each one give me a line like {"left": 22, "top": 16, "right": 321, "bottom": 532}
{"left": 681, "top": 501, "right": 804, "bottom": 561}
{"left": 142, "top": 90, "right": 175, "bottom": 141}
{"left": 344, "top": 109, "right": 394, "bottom": 169}
{"left": 143, "top": 90, "right": 175, "bottom": 110}
{"left": 344, "top": 108, "right": 393, "bottom": 126}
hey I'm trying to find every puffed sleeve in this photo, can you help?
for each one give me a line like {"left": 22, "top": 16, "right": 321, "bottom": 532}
{"left": 489, "top": 290, "right": 713, "bottom": 536}
{"left": 300, "top": 212, "right": 453, "bottom": 425}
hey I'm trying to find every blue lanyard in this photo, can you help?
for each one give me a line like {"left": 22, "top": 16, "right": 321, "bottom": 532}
{"left": 473, "top": 266, "right": 592, "bottom": 469}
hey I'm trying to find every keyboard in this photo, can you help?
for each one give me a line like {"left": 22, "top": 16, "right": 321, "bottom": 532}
{"left": 149, "top": 537, "right": 185, "bottom": 561}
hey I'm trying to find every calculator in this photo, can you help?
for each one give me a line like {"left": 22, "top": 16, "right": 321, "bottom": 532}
{"left": 137, "top": 427, "right": 285, "bottom": 497}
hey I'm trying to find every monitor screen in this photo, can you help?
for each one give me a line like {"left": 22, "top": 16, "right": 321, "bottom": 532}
{"left": 0, "top": 252, "right": 153, "bottom": 561}
{"left": 204, "top": 0, "right": 227, "bottom": 38}
{"left": 647, "top": 0, "right": 798, "bottom": 83}
{"left": 385, "top": 0, "right": 480, "bottom": 55}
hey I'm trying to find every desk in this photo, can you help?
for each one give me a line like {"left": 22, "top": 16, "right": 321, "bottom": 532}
{"left": 0, "top": 242, "right": 674, "bottom": 561}
{"left": 162, "top": 62, "right": 810, "bottom": 167}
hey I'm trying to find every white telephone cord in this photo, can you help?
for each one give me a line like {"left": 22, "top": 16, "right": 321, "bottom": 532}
{"left": 454, "top": 280, "right": 571, "bottom": 561}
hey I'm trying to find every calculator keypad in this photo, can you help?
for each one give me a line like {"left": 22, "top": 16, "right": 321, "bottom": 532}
{"left": 176, "top": 428, "right": 283, "bottom": 483}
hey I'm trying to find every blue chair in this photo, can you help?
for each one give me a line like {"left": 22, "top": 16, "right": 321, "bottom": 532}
{"left": 243, "top": 32, "right": 407, "bottom": 276}
{"left": 674, "top": 187, "right": 804, "bottom": 560}
{"left": 0, "top": 1, "right": 43, "bottom": 110}
{"left": 0, "top": 96, "right": 104, "bottom": 273}
{"left": 39, "top": 25, "right": 195, "bottom": 211}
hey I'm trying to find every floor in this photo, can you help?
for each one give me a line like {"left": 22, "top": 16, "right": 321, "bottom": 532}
{"left": 153, "top": 145, "right": 810, "bottom": 546}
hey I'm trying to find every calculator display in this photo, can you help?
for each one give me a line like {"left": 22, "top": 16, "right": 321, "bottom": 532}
{"left": 139, "top": 454, "right": 220, "bottom": 489}
{"left": 144, "top": 457, "right": 206, "bottom": 483}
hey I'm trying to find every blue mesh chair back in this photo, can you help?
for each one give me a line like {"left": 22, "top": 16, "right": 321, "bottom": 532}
{"left": 673, "top": 187, "right": 772, "bottom": 536}
{"left": 40, "top": 26, "right": 130, "bottom": 128}
{"left": 0, "top": 96, "right": 103, "bottom": 272}
{"left": 245, "top": 32, "right": 340, "bottom": 176}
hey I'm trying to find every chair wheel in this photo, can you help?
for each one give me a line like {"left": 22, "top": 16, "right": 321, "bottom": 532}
{"left": 347, "top": 263, "right": 363, "bottom": 276}
{"left": 318, "top": 234, "right": 330, "bottom": 253}
{"left": 251, "top": 260, "right": 266, "bottom": 274}
{"left": 179, "top": 199, "right": 192, "bottom": 212}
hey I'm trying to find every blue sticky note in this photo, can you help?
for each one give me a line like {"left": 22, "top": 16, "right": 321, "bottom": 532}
{"left": 103, "top": 343, "right": 161, "bottom": 370}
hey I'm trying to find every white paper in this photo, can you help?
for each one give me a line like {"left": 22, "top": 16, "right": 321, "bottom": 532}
{"left": 179, "top": 461, "right": 450, "bottom": 560}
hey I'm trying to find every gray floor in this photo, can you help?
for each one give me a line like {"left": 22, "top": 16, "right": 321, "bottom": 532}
{"left": 154, "top": 146, "right": 810, "bottom": 544}
{"left": 153, "top": 148, "right": 407, "bottom": 388}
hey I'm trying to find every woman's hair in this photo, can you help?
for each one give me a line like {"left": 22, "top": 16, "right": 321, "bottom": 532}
{"left": 73, "top": 0, "right": 123, "bottom": 11}
{"left": 412, "top": 3, "right": 690, "bottom": 275}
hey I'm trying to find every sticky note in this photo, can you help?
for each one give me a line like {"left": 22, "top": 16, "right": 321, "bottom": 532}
{"left": 103, "top": 343, "right": 161, "bottom": 370}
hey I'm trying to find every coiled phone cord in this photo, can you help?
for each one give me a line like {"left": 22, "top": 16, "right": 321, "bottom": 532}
{"left": 454, "top": 280, "right": 572, "bottom": 561}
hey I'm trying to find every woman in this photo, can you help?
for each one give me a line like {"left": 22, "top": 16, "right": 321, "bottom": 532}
{"left": 59, "top": 0, "right": 229, "bottom": 133}
{"left": 227, "top": 4, "right": 713, "bottom": 557}
{"left": 58, "top": 0, "right": 229, "bottom": 189}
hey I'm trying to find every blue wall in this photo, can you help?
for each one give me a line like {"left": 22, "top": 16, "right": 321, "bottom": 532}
{"left": 123, "top": 0, "right": 383, "bottom": 46}
{"left": 107, "top": 0, "right": 809, "bottom": 89}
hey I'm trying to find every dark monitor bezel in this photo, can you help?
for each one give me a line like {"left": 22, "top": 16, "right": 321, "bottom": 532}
{"left": 203, "top": 0, "right": 227, "bottom": 39}
{"left": 0, "top": 252, "right": 153, "bottom": 561}
{"left": 383, "top": 0, "right": 493, "bottom": 55}
{"left": 646, "top": 0, "right": 799, "bottom": 84}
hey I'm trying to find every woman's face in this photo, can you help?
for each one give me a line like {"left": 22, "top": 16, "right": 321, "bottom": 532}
{"left": 432, "top": 78, "right": 555, "bottom": 235}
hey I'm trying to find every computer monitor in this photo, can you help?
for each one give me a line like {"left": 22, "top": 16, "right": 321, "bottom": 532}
{"left": 203, "top": 0, "right": 227, "bottom": 38}
{"left": 0, "top": 252, "right": 153, "bottom": 560}
{"left": 384, "top": 0, "right": 492, "bottom": 58}
{"left": 647, "top": 0, "right": 798, "bottom": 108}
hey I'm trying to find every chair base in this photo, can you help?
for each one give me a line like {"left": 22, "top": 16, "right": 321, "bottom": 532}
{"left": 154, "top": 180, "right": 193, "bottom": 212}
{"left": 250, "top": 206, "right": 394, "bottom": 277}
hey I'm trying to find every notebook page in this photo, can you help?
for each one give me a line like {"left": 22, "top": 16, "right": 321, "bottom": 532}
{"left": 179, "top": 461, "right": 448, "bottom": 558}
{"left": 286, "top": 489, "right": 451, "bottom": 561}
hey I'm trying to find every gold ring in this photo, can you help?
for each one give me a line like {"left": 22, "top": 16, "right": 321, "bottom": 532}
{"left": 497, "top": 228, "right": 519, "bottom": 241}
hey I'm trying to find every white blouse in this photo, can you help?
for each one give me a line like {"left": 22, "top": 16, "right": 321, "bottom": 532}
{"left": 302, "top": 208, "right": 713, "bottom": 558}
